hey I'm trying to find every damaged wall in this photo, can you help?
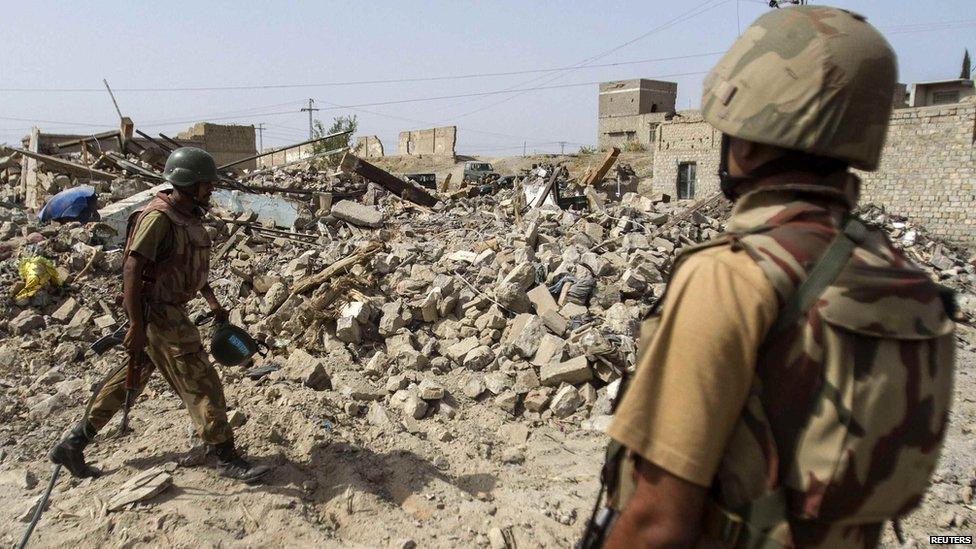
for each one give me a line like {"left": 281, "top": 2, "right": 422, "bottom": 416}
{"left": 256, "top": 144, "right": 314, "bottom": 169}
{"left": 650, "top": 99, "right": 976, "bottom": 247}
{"left": 176, "top": 123, "right": 257, "bottom": 171}
{"left": 354, "top": 136, "right": 384, "bottom": 158}
{"left": 397, "top": 126, "right": 456, "bottom": 156}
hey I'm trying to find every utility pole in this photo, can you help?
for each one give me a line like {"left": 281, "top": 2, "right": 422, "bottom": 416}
{"left": 523, "top": 141, "right": 526, "bottom": 157}
{"left": 559, "top": 141, "right": 567, "bottom": 155}
{"left": 300, "top": 99, "right": 320, "bottom": 139}
{"left": 254, "top": 123, "right": 265, "bottom": 151}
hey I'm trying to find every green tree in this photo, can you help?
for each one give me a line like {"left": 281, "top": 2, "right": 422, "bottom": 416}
{"left": 962, "top": 49, "right": 972, "bottom": 80}
{"left": 312, "top": 114, "right": 357, "bottom": 168}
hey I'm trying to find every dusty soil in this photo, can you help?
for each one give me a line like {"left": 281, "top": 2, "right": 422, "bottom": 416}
{"left": 1, "top": 331, "right": 973, "bottom": 548}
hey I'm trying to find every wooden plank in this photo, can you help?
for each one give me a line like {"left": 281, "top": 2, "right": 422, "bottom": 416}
{"left": 10, "top": 146, "right": 117, "bottom": 181}
{"left": 290, "top": 242, "right": 382, "bottom": 296}
{"left": 21, "top": 127, "right": 40, "bottom": 209}
{"left": 581, "top": 147, "right": 620, "bottom": 186}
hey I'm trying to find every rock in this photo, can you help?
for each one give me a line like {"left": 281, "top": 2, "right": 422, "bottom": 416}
{"left": 541, "top": 356, "right": 592, "bottom": 386}
{"left": 396, "top": 349, "right": 430, "bottom": 371}
{"left": 365, "top": 352, "right": 389, "bottom": 377}
{"left": 50, "top": 297, "right": 78, "bottom": 322}
{"left": 390, "top": 539, "right": 417, "bottom": 549}
{"left": 463, "top": 345, "right": 495, "bottom": 371}
{"left": 94, "top": 314, "right": 116, "bottom": 329}
{"left": 560, "top": 302, "right": 588, "bottom": 318}
{"left": 495, "top": 390, "right": 519, "bottom": 414}
{"left": 532, "top": 334, "right": 566, "bottom": 366}
{"left": 108, "top": 466, "right": 174, "bottom": 511}
{"left": 446, "top": 336, "right": 479, "bottom": 363}
{"left": 462, "top": 375, "right": 486, "bottom": 398}
{"left": 506, "top": 314, "right": 545, "bottom": 359}
{"left": 524, "top": 387, "right": 553, "bottom": 412}
{"left": 367, "top": 403, "right": 393, "bottom": 427}
{"left": 484, "top": 372, "right": 511, "bottom": 395}
{"left": 526, "top": 285, "right": 558, "bottom": 315}
{"left": 540, "top": 309, "right": 569, "bottom": 336}
{"left": 379, "top": 301, "right": 409, "bottom": 336}
{"left": 401, "top": 393, "right": 428, "bottom": 419}
{"left": 331, "top": 200, "right": 384, "bottom": 228}
{"left": 340, "top": 301, "right": 371, "bottom": 324}
{"left": 335, "top": 315, "right": 362, "bottom": 344}
{"left": 581, "top": 415, "right": 613, "bottom": 431}
{"left": 418, "top": 379, "right": 445, "bottom": 400}
{"left": 262, "top": 281, "right": 288, "bottom": 314}
{"left": 550, "top": 385, "right": 583, "bottom": 418}
{"left": 10, "top": 310, "right": 42, "bottom": 335}
{"left": 228, "top": 410, "right": 247, "bottom": 427}
{"left": 287, "top": 349, "right": 332, "bottom": 390}
{"left": 28, "top": 392, "right": 67, "bottom": 419}
{"left": 603, "top": 303, "right": 638, "bottom": 337}
{"left": 513, "top": 369, "right": 541, "bottom": 394}
{"left": 341, "top": 382, "right": 387, "bottom": 401}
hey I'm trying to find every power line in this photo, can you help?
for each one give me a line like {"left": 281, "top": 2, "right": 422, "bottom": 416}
{"left": 0, "top": 52, "right": 724, "bottom": 94}
{"left": 440, "top": 0, "right": 732, "bottom": 121}
{"left": 300, "top": 99, "right": 320, "bottom": 139}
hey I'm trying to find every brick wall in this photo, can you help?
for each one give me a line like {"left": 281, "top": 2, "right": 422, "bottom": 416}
{"left": 855, "top": 99, "right": 976, "bottom": 245}
{"left": 651, "top": 101, "right": 976, "bottom": 248}
{"left": 650, "top": 110, "right": 722, "bottom": 200}
{"left": 177, "top": 123, "right": 257, "bottom": 171}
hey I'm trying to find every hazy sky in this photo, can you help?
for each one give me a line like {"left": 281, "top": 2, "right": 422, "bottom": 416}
{"left": 2, "top": 1, "right": 973, "bottom": 155}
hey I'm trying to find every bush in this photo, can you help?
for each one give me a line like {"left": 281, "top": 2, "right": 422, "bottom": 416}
{"left": 578, "top": 145, "right": 597, "bottom": 155}
{"left": 624, "top": 141, "right": 647, "bottom": 152}
{"left": 312, "top": 115, "right": 358, "bottom": 169}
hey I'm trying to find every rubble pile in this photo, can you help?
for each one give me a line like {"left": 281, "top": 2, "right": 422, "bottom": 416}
{"left": 859, "top": 204, "right": 976, "bottom": 322}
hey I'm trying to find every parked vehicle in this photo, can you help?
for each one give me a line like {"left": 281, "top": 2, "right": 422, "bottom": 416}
{"left": 462, "top": 161, "right": 497, "bottom": 182}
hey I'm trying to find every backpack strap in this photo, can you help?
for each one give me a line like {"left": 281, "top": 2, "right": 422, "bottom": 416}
{"left": 703, "top": 214, "right": 868, "bottom": 548}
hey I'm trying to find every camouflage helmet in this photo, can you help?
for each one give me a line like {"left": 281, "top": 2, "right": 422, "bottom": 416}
{"left": 701, "top": 6, "right": 897, "bottom": 171}
{"left": 163, "top": 147, "right": 218, "bottom": 187}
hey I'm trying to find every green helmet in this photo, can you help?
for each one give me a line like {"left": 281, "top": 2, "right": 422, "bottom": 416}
{"left": 163, "top": 147, "right": 218, "bottom": 187}
{"left": 210, "top": 323, "right": 259, "bottom": 366}
{"left": 701, "top": 6, "right": 897, "bottom": 171}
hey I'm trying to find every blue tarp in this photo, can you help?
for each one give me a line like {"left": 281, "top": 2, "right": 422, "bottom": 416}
{"left": 38, "top": 186, "right": 100, "bottom": 223}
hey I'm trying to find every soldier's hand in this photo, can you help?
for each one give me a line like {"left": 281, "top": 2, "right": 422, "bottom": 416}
{"left": 124, "top": 323, "right": 148, "bottom": 354}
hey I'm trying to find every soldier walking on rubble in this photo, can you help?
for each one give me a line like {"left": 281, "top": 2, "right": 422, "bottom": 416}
{"left": 49, "top": 147, "right": 270, "bottom": 483}
{"left": 582, "top": 6, "right": 957, "bottom": 548}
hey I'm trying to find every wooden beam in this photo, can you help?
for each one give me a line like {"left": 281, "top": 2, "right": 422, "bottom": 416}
{"left": 581, "top": 147, "right": 620, "bottom": 186}
{"left": 9, "top": 146, "right": 117, "bottom": 181}
{"left": 338, "top": 152, "right": 438, "bottom": 208}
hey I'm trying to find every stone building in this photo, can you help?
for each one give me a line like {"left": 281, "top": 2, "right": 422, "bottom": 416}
{"left": 909, "top": 79, "right": 975, "bottom": 107}
{"left": 650, "top": 97, "right": 976, "bottom": 247}
{"left": 597, "top": 79, "right": 676, "bottom": 150}
{"left": 176, "top": 123, "right": 257, "bottom": 171}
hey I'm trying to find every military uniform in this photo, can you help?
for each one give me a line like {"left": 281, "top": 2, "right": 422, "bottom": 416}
{"left": 608, "top": 173, "right": 955, "bottom": 547}
{"left": 592, "top": 8, "right": 956, "bottom": 547}
{"left": 83, "top": 191, "right": 233, "bottom": 445}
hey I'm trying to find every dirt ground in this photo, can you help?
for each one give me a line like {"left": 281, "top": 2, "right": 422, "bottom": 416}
{"left": 1, "top": 328, "right": 973, "bottom": 548}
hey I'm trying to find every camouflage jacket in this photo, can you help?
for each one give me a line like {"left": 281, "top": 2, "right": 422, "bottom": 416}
{"left": 675, "top": 174, "right": 956, "bottom": 547}
{"left": 124, "top": 191, "right": 212, "bottom": 305}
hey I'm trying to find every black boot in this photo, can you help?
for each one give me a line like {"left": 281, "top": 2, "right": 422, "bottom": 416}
{"left": 213, "top": 441, "right": 270, "bottom": 484}
{"left": 49, "top": 425, "right": 100, "bottom": 478}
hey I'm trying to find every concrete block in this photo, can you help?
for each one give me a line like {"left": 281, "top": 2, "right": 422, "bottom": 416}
{"left": 540, "top": 356, "right": 592, "bottom": 386}
{"left": 527, "top": 285, "right": 558, "bottom": 315}
{"left": 331, "top": 200, "right": 384, "bottom": 228}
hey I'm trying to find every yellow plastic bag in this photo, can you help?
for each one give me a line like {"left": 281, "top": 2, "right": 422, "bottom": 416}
{"left": 16, "top": 256, "right": 63, "bottom": 300}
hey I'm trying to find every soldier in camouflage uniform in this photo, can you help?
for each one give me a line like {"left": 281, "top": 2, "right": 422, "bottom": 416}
{"left": 595, "top": 7, "right": 956, "bottom": 548}
{"left": 50, "top": 148, "right": 270, "bottom": 484}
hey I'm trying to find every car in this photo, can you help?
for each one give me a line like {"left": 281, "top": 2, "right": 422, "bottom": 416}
{"left": 462, "top": 161, "right": 497, "bottom": 182}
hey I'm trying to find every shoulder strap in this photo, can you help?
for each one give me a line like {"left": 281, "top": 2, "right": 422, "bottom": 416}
{"left": 760, "top": 215, "right": 866, "bottom": 347}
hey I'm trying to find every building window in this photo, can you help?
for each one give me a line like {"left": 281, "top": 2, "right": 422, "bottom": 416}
{"left": 677, "top": 162, "right": 696, "bottom": 199}
{"left": 932, "top": 90, "right": 960, "bottom": 105}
